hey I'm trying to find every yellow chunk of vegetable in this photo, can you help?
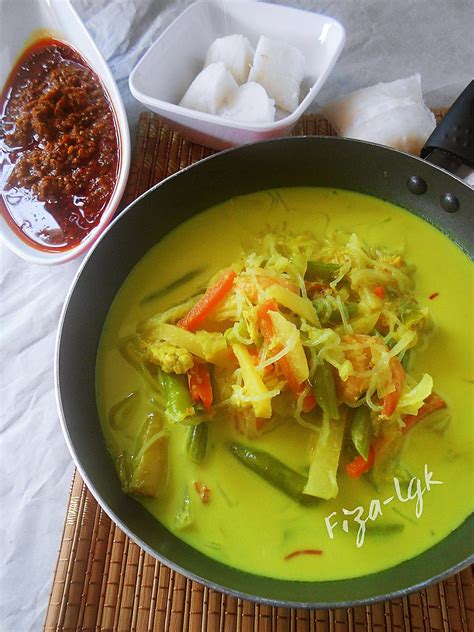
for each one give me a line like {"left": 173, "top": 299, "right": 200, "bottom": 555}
{"left": 304, "top": 411, "right": 346, "bottom": 499}
{"left": 231, "top": 343, "right": 272, "bottom": 419}
{"left": 337, "top": 311, "right": 380, "bottom": 335}
{"left": 195, "top": 330, "right": 231, "bottom": 367}
{"left": 268, "top": 311, "right": 309, "bottom": 384}
{"left": 266, "top": 284, "right": 320, "bottom": 326}
{"left": 152, "top": 323, "right": 230, "bottom": 367}
{"left": 128, "top": 412, "right": 168, "bottom": 497}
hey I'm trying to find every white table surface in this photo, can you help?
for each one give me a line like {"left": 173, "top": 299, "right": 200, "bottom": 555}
{"left": 1, "top": 1, "right": 473, "bottom": 630}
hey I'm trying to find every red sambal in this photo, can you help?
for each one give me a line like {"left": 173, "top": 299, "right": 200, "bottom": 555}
{"left": 0, "top": 38, "right": 120, "bottom": 251}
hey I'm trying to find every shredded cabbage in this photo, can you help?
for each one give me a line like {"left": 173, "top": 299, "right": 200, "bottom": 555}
{"left": 131, "top": 228, "right": 443, "bottom": 499}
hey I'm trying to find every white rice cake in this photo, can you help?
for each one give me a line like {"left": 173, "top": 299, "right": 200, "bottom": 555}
{"left": 248, "top": 35, "right": 305, "bottom": 113}
{"left": 205, "top": 34, "right": 255, "bottom": 84}
{"left": 218, "top": 82, "right": 275, "bottom": 123}
{"left": 322, "top": 74, "right": 436, "bottom": 154}
{"left": 180, "top": 62, "right": 238, "bottom": 115}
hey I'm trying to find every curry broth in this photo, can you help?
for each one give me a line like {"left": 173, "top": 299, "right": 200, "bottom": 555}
{"left": 96, "top": 188, "right": 473, "bottom": 581}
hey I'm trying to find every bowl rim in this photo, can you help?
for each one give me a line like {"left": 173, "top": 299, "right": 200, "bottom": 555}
{"left": 55, "top": 135, "right": 473, "bottom": 607}
{"left": 129, "top": 0, "right": 346, "bottom": 133}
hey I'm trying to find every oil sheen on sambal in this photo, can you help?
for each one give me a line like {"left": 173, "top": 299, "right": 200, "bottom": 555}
{"left": 0, "top": 38, "right": 119, "bottom": 251}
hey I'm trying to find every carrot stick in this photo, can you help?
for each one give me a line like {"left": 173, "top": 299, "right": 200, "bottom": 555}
{"left": 382, "top": 357, "right": 405, "bottom": 417}
{"left": 346, "top": 445, "right": 376, "bottom": 478}
{"left": 177, "top": 268, "right": 236, "bottom": 331}
{"left": 187, "top": 362, "right": 213, "bottom": 409}
{"left": 402, "top": 392, "right": 447, "bottom": 432}
{"left": 257, "top": 300, "right": 306, "bottom": 396}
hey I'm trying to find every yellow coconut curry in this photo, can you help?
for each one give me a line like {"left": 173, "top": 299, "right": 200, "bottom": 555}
{"left": 96, "top": 188, "right": 473, "bottom": 581}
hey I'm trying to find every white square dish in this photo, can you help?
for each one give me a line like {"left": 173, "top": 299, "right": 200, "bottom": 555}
{"left": 129, "top": 1, "right": 345, "bottom": 149}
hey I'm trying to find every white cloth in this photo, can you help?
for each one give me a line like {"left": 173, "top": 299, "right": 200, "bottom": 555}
{"left": 1, "top": 1, "right": 473, "bottom": 630}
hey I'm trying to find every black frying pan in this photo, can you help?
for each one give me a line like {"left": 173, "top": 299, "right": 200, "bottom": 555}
{"left": 56, "top": 83, "right": 473, "bottom": 607}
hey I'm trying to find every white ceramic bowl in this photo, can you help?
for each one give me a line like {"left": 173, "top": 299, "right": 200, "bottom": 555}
{"left": 129, "top": 0, "right": 345, "bottom": 149}
{"left": 0, "top": 0, "right": 131, "bottom": 265}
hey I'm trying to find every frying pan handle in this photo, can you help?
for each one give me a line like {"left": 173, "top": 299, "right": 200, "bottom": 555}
{"left": 421, "top": 81, "right": 474, "bottom": 174}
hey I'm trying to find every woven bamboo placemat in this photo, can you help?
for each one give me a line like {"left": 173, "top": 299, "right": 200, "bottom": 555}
{"left": 44, "top": 112, "right": 473, "bottom": 632}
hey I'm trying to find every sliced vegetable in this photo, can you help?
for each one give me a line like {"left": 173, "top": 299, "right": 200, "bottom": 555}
{"left": 160, "top": 370, "right": 197, "bottom": 424}
{"left": 177, "top": 268, "right": 236, "bottom": 331}
{"left": 188, "top": 362, "right": 213, "bottom": 409}
{"left": 313, "top": 299, "right": 358, "bottom": 325}
{"left": 116, "top": 451, "right": 133, "bottom": 492}
{"left": 128, "top": 412, "right": 168, "bottom": 497}
{"left": 304, "top": 412, "right": 346, "bottom": 499}
{"left": 397, "top": 373, "right": 433, "bottom": 417}
{"left": 401, "top": 349, "right": 412, "bottom": 370}
{"left": 346, "top": 444, "right": 376, "bottom": 478}
{"left": 382, "top": 357, "right": 405, "bottom": 417}
{"left": 299, "top": 386, "right": 317, "bottom": 413}
{"left": 238, "top": 274, "right": 299, "bottom": 302}
{"left": 257, "top": 299, "right": 278, "bottom": 336}
{"left": 109, "top": 392, "right": 139, "bottom": 430}
{"left": 348, "top": 311, "right": 380, "bottom": 335}
{"left": 268, "top": 311, "right": 309, "bottom": 385}
{"left": 402, "top": 392, "right": 447, "bottom": 432}
{"left": 312, "top": 360, "right": 339, "bottom": 420}
{"left": 306, "top": 261, "right": 341, "bottom": 282}
{"left": 232, "top": 342, "right": 273, "bottom": 419}
{"left": 119, "top": 336, "right": 163, "bottom": 394}
{"left": 187, "top": 422, "right": 209, "bottom": 463}
{"left": 350, "top": 405, "right": 372, "bottom": 460}
{"left": 256, "top": 301, "right": 311, "bottom": 401}
{"left": 265, "top": 284, "right": 320, "bottom": 326}
{"left": 229, "top": 442, "right": 318, "bottom": 506}
{"left": 399, "top": 301, "right": 427, "bottom": 330}
{"left": 372, "top": 285, "right": 385, "bottom": 298}
{"left": 119, "top": 335, "right": 147, "bottom": 372}
{"left": 145, "top": 322, "right": 230, "bottom": 368}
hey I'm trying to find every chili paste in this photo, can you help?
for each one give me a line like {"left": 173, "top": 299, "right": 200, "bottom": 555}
{"left": 0, "top": 38, "right": 119, "bottom": 251}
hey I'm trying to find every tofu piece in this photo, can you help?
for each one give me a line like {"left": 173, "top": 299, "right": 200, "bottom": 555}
{"left": 205, "top": 34, "right": 255, "bottom": 84}
{"left": 180, "top": 62, "right": 238, "bottom": 115}
{"left": 322, "top": 74, "right": 437, "bottom": 154}
{"left": 218, "top": 82, "right": 275, "bottom": 123}
{"left": 248, "top": 36, "right": 305, "bottom": 113}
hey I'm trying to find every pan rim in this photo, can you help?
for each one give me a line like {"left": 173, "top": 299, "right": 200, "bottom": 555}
{"left": 55, "top": 134, "right": 474, "bottom": 608}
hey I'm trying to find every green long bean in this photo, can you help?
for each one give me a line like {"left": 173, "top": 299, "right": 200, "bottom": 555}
{"left": 313, "top": 299, "right": 358, "bottom": 325}
{"left": 351, "top": 405, "right": 372, "bottom": 460}
{"left": 187, "top": 423, "right": 208, "bottom": 463}
{"left": 305, "top": 261, "right": 340, "bottom": 282}
{"left": 159, "top": 370, "right": 196, "bottom": 424}
{"left": 312, "top": 360, "right": 340, "bottom": 419}
{"left": 229, "top": 442, "right": 318, "bottom": 506}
